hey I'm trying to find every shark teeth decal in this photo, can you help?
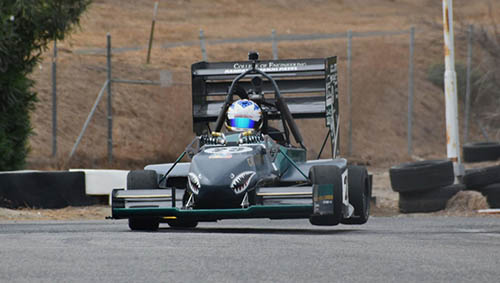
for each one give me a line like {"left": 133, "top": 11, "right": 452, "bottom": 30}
{"left": 230, "top": 171, "right": 256, "bottom": 194}
{"left": 188, "top": 172, "right": 200, "bottom": 195}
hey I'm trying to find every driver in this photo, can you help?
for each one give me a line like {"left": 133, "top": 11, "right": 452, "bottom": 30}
{"left": 225, "top": 99, "right": 262, "bottom": 132}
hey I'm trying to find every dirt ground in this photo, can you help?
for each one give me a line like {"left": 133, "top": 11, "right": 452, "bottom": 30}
{"left": 0, "top": 206, "right": 110, "bottom": 221}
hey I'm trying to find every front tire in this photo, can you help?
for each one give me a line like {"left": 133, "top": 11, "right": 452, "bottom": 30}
{"left": 167, "top": 190, "right": 198, "bottom": 229}
{"left": 167, "top": 219, "right": 198, "bottom": 228}
{"left": 129, "top": 218, "right": 160, "bottom": 231}
{"left": 309, "top": 165, "right": 343, "bottom": 226}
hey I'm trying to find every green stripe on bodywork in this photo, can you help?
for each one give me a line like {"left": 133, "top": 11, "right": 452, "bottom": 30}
{"left": 113, "top": 204, "right": 313, "bottom": 220}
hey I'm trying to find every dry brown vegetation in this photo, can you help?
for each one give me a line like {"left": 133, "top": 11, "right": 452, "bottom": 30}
{"left": 27, "top": 0, "right": 500, "bottom": 170}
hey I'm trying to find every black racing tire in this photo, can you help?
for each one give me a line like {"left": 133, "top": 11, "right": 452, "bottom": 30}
{"left": 462, "top": 165, "right": 500, "bottom": 190}
{"left": 166, "top": 191, "right": 199, "bottom": 229}
{"left": 341, "top": 166, "right": 371, "bottom": 225}
{"left": 309, "top": 165, "right": 343, "bottom": 226}
{"left": 128, "top": 217, "right": 160, "bottom": 231}
{"left": 398, "top": 184, "right": 464, "bottom": 213}
{"left": 480, "top": 183, "right": 500, "bottom": 208}
{"left": 167, "top": 219, "right": 198, "bottom": 228}
{"left": 127, "top": 170, "right": 158, "bottom": 190}
{"left": 463, "top": 142, "right": 500, "bottom": 163}
{"left": 127, "top": 171, "right": 160, "bottom": 231}
{"left": 389, "top": 160, "right": 454, "bottom": 193}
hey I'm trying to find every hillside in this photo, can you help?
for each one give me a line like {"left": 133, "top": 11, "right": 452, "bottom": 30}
{"left": 27, "top": 0, "right": 499, "bottom": 169}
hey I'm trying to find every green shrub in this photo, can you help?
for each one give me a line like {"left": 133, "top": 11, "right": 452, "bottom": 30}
{"left": 427, "top": 62, "right": 481, "bottom": 101}
{"left": 0, "top": 0, "right": 91, "bottom": 170}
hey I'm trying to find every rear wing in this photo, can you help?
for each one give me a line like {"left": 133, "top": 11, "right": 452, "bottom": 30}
{"left": 191, "top": 57, "right": 338, "bottom": 135}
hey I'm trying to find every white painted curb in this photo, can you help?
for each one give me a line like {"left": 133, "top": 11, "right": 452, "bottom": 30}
{"left": 70, "top": 169, "right": 129, "bottom": 203}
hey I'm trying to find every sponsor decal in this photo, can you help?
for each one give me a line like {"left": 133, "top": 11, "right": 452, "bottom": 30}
{"left": 224, "top": 62, "right": 308, "bottom": 74}
{"left": 208, "top": 154, "right": 232, "bottom": 159}
{"left": 314, "top": 184, "right": 334, "bottom": 214}
{"left": 317, "top": 195, "right": 334, "bottom": 201}
{"left": 205, "top": 146, "right": 253, "bottom": 154}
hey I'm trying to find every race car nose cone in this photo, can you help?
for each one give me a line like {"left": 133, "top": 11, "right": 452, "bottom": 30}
{"left": 195, "top": 185, "right": 244, "bottom": 209}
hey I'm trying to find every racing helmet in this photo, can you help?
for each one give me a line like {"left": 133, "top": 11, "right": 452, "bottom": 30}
{"left": 226, "top": 99, "right": 262, "bottom": 132}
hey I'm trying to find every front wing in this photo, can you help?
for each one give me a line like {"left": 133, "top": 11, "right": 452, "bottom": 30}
{"left": 111, "top": 186, "right": 316, "bottom": 221}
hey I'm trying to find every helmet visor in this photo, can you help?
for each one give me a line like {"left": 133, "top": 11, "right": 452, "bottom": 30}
{"left": 230, "top": 118, "right": 255, "bottom": 129}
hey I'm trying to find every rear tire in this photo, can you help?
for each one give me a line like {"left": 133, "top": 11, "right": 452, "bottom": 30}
{"left": 341, "top": 166, "right": 370, "bottom": 225}
{"left": 127, "top": 170, "right": 160, "bottom": 231}
{"left": 128, "top": 218, "right": 160, "bottom": 231}
{"left": 127, "top": 170, "right": 158, "bottom": 190}
{"left": 309, "top": 165, "right": 343, "bottom": 226}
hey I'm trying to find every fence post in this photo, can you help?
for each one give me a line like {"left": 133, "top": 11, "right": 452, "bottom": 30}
{"left": 347, "top": 30, "right": 353, "bottom": 156}
{"left": 107, "top": 33, "right": 113, "bottom": 164}
{"left": 464, "top": 24, "right": 473, "bottom": 143}
{"left": 408, "top": 26, "right": 415, "bottom": 156}
{"left": 272, "top": 29, "right": 278, "bottom": 60}
{"left": 52, "top": 40, "right": 57, "bottom": 157}
{"left": 146, "top": 1, "right": 159, "bottom": 64}
{"left": 199, "top": 29, "right": 207, "bottom": 61}
{"left": 68, "top": 81, "right": 109, "bottom": 160}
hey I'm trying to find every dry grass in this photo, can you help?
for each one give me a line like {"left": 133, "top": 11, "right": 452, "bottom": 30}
{"left": 0, "top": 206, "right": 110, "bottom": 221}
{"left": 445, "top": 190, "right": 489, "bottom": 213}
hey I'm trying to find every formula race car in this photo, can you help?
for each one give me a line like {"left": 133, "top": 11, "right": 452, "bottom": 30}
{"left": 111, "top": 51, "right": 372, "bottom": 231}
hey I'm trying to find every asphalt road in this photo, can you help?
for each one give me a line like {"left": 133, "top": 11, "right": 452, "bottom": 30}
{"left": 0, "top": 217, "right": 499, "bottom": 283}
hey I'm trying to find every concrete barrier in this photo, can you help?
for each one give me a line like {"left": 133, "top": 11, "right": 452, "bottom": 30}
{"left": 70, "top": 169, "right": 129, "bottom": 204}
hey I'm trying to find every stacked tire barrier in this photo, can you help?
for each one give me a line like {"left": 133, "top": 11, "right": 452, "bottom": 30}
{"left": 462, "top": 165, "right": 500, "bottom": 208}
{"left": 463, "top": 142, "right": 500, "bottom": 163}
{"left": 389, "top": 160, "right": 462, "bottom": 213}
{"left": 461, "top": 141, "right": 500, "bottom": 209}
{"left": 0, "top": 171, "right": 96, "bottom": 209}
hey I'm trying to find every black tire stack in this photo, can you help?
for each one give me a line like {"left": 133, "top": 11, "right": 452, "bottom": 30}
{"left": 463, "top": 142, "right": 500, "bottom": 163}
{"left": 462, "top": 165, "right": 500, "bottom": 208}
{"left": 461, "top": 142, "right": 500, "bottom": 209}
{"left": 389, "top": 160, "right": 462, "bottom": 213}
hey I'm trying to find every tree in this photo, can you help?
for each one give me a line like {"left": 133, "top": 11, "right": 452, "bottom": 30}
{"left": 0, "top": 0, "right": 91, "bottom": 170}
